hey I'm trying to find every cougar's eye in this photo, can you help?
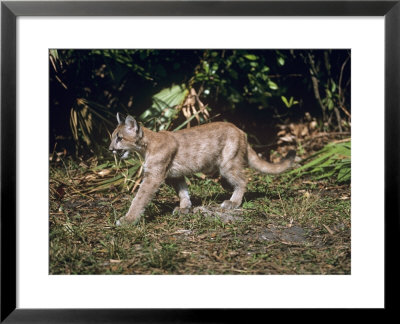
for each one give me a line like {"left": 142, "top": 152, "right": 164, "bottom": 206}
{"left": 116, "top": 133, "right": 123, "bottom": 142}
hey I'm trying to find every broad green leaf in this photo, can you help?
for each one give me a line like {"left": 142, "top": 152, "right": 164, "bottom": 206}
{"left": 289, "top": 140, "right": 351, "bottom": 184}
{"left": 281, "top": 96, "right": 290, "bottom": 107}
{"left": 327, "top": 99, "right": 334, "bottom": 111}
{"left": 268, "top": 80, "right": 278, "bottom": 90}
{"left": 139, "top": 84, "right": 189, "bottom": 129}
{"left": 203, "top": 61, "right": 210, "bottom": 74}
{"left": 243, "top": 54, "right": 258, "bottom": 61}
{"left": 331, "top": 80, "right": 337, "bottom": 93}
{"left": 261, "top": 66, "right": 270, "bottom": 73}
{"left": 326, "top": 88, "right": 332, "bottom": 98}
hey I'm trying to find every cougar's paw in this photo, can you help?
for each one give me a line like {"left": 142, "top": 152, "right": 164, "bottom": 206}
{"left": 116, "top": 217, "right": 127, "bottom": 226}
{"left": 173, "top": 207, "right": 191, "bottom": 215}
{"left": 116, "top": 216, "right": 140, "bottom": 226}
{"left": 221, "top": 200, "right": 239, "bottom": 209}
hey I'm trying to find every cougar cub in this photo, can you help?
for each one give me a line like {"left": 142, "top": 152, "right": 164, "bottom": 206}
{"left": 109, "top": 113, "right": 295, "bottom": 225}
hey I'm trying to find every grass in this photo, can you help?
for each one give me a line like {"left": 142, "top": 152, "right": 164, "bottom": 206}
{"left": 49, "top": 159, "right": 351, "bottom": 275}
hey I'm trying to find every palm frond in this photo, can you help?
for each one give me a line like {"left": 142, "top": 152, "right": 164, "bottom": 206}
{"left": 289, "top": 139, "right": 351, "bottom": 183}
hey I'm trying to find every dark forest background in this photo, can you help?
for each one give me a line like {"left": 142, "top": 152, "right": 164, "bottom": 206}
{"left": 49, "top": 49, "right": 351, "bottom": 158}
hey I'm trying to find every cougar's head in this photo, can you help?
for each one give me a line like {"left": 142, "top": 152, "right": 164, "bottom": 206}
{"left": 109, "top": 113, "right": 144, "bottom": 159}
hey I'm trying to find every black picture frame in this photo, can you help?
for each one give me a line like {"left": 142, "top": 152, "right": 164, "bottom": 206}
{"left": 1, "top": 0, "right": 398, "bottom": 322}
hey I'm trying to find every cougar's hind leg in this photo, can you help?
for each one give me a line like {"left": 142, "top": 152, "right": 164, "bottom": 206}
{"left": 219, "top": 161, "right": 247, "bottom": 209}
{"left": 166, "top": 177, "right": 192, "bottom": 214}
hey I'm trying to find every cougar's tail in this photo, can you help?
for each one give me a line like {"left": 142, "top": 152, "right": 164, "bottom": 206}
{"left": 247, "top": 144, "right": 296, "bottom": 174}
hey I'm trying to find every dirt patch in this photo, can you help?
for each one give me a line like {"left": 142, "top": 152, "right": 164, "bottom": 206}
{"left": 259, "top": 225, "right": 308, "bottom": 243}
{"left": 191, "top": 205, "right": 311, "bottom": 244}
{"left": 193, "top": 205, "right": 244, "bottom": 223}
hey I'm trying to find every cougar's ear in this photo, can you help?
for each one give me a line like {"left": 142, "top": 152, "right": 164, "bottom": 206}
{"left": 125, "top": 115, "right": 143, "bottom": 138}
{"left": 116, "top": 112, "right": 123, "bottom": 125}
{"left": 125, "top": 115, "right": 137, "bottom": 129}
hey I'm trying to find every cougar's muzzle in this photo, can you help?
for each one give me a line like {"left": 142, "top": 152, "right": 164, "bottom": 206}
{"left": 110, "top": 147, "right": 130, "bottom": 160}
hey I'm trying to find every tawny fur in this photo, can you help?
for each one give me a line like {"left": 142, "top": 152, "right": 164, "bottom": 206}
{"left": 109, "top": 114, "right": 295, "bottom": 225}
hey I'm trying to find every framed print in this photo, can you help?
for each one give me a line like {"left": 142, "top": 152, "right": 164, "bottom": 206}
{"left": 1, "top": 0, "right": 398, "bottom": 322}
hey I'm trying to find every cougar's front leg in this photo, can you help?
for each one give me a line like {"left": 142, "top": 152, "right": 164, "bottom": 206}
{"left": 116, "top": 168, "right": 166, "bottom": 226}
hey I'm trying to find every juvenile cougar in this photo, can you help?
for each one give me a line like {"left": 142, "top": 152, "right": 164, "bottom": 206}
{"left": 109, "top": 113, "right": 295, "bottom": 225}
